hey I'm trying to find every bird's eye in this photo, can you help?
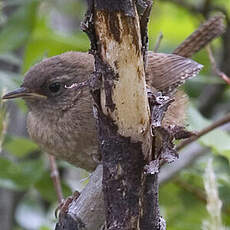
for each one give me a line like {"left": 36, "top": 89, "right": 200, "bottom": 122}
{"left": 48, "top": 82, "right": 61, "bottom": 93}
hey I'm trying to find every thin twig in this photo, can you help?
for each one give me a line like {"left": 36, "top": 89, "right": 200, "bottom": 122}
{"left": 154, "top": 32, "right": 163, "bottom": 52}
{"left": 48, "top": 154, "right": 63, "bottom": 204}
{"left": 206, "top": 45, "right": 230, "bottom": 85}
{"left": 176, "top": 113, "right": 230, "bottom": 151}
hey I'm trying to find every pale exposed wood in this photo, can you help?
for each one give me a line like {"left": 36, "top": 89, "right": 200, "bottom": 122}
{"left": 95, "top": 8, "right": 152, "bottom": 157}
{"left": 68, "top": 165, "right": 104, "bottom": 230}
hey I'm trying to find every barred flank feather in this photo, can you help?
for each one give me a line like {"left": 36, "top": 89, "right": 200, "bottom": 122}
{"left": 173, "top": 14, "right": 225, "bottom": 58}
{"left": 146, "top": 52, "right": 203, "bottom": 92}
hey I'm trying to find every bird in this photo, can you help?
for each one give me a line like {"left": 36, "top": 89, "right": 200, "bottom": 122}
{"left": 2, "top": 51, "right": 202, "bottom": 170}
{"left": 2, "top": 14, "right": 224, "bottom": 172}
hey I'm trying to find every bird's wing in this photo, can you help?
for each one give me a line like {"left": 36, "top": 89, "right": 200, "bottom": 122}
{"left": 146, "top": 52, "right": 203, "bottom": 92}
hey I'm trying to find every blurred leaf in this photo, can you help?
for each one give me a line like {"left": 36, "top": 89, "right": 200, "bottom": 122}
{"left": 22, "top": 17, "right": 90, "bottom": 72}
{"left": 0, "top": 156, "right": 44, "bottom": 190}
{"left": 0, "top": 0, "right": 39, "bottom": 52}
{"left": 51, "top": 0, "right": 86, "bottom": 18}
{"left": 39, "top": 226, "right": 52, "bottom": 230}
{"left": 216, "top": 0, "right": 230, "bottom": 12}
{"left": 165, "top": 154, "right": 230, "bottom": 228}
{"left": 3, "top": 0, "right": 35, "bottom": 7}
{"left": 15, "top": 98, "right": 28, "bottom": 113}
{"left": 4, "top": 136, "right": 38, "bottom": 157}
{"left": 0, "top": 52, "right": 21, "bottom": 66}
{"left": 160, "top": 182, "right": 207, "bottom": 230}
{"left": 0, "top": 71, "right": 21, "bottom": 92}
{"left": 149, "top": 2, "right": 197, "bottom": 51}
{"left": 35, "top": 171, "right": 72, "bottom": 203}
{"left": 15, "top": 198, "right": 47, "bottom": 230}
{"left": 185, "top": 75, "right": 224, "bottom": 98}
{"left": 188, "top": 106, "right": 230, "bottom": 160}
{"left": 189, "top": 75, "right": 224, "bottom": 84}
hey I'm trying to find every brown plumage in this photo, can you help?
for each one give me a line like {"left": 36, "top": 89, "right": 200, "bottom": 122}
{"left": 2, "top": 14, "right": 224, "bottom": 171}
{"left": 173, "top": 14, "right": 225, "bottom": 58}
{"left": 2, "top": 51, "right": 201, "bottom": 171}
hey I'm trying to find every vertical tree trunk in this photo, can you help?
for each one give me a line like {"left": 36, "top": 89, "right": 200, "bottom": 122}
{"left": 83, "top": 1, "right": 160, "bottom": 229}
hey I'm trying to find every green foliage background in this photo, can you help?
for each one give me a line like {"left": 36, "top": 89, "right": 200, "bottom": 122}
{"left": 0, "top": 0, "right": 230, "bottom": 229}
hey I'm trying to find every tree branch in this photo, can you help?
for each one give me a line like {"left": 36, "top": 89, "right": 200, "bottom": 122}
{"left": 206, "top": 45, "right": 230, "bottom": 86}
{"left": 153, "top": 32, "right": 163, "bottom": 52}
{"left": 159, "top": 143, "right": 208, "bottom": 184}
{"left": 176, "top": 113, "right": 230, "bottom": 151}
{"left": 85, "top": 1, "right": 159, "bottom": 229}
{"left": 55, "top": 165, "right": 104, "bottom": 230}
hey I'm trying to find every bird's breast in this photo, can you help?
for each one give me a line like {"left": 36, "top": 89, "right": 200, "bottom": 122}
{"left": 27, "top": 110, "right": 98, "bottom": 171}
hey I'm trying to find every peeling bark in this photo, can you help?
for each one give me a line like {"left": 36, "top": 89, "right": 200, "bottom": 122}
{"left": 94, "top": 8, "right": 152, "bottom": 157}
{"left": 84, "top": 0, "right": 156, "bottom": 229}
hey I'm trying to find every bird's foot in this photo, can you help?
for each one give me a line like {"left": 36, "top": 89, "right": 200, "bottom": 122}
{"left": 55, "top": 190, "right": 81, "bottom": 218}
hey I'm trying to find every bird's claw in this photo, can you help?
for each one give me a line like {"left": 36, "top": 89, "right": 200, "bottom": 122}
{"left": 55, "top": 191, "right": 81, "bottom": 218}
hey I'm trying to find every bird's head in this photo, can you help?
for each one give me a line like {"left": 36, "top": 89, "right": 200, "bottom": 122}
{"left": 2, "top": 52, "right": 94, "bottom": 113}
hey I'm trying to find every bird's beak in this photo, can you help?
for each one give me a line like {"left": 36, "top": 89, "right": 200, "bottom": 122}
{"left": 2, "top": 87, "right": 47, "bottom": 100}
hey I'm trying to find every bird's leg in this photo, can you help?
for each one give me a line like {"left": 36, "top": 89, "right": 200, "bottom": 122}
{"left": 55, "top": 191, "right": 81, "bottom": 218}
{"left": 48, "top": 154, "right": 63, "bottom": 204}
{"left": 48, "top": 154, "right": 80, "bottom": 218}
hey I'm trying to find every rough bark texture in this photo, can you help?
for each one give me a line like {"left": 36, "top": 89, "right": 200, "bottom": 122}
{"left": 139, "top": 174, "right": 160, "bottom": 229}
{"left": 98, "top": 114, "right": 145, "bottom": 229}
{"left": 95, "top": 0, "right": 135, "bottom": 16}
{"left": 94, "top": 9, "right": 152, "bottom": 155}
{"left": 55, "top": 165, "right": 104, "bottom": 230}
{"left": 55, "top": 214, "right": 86, "bottom": 230}
{"left": 85, "top": 0, "right": 156, "bottom": 229}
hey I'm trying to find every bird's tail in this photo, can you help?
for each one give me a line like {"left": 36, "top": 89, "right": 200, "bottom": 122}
{"left": 173, "top": 14, "right": 225, "bottom": 58}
